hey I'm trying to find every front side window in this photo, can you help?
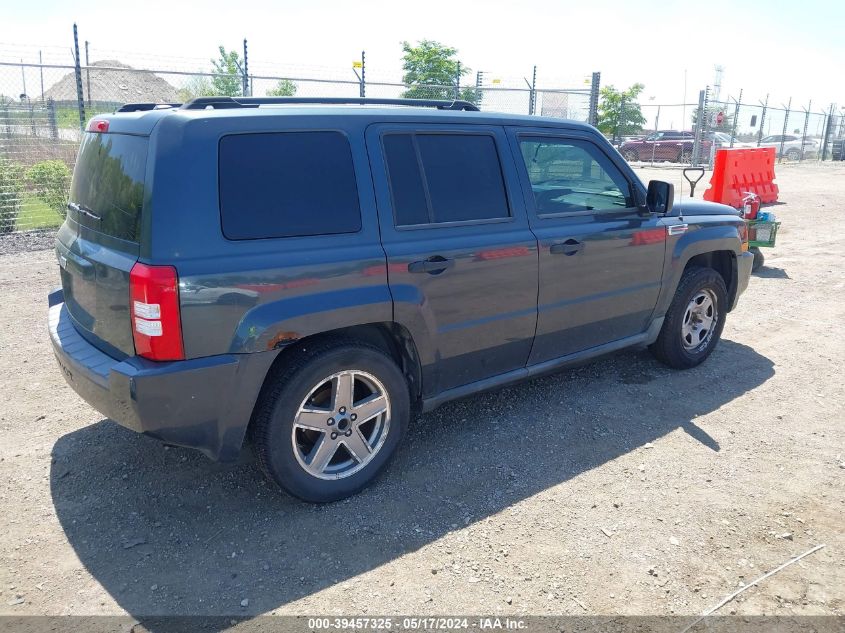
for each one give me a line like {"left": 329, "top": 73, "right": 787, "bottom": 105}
{"left": 518, "top": 137, "right": 633, "bottom": 215}
{"left": 219, "top": 131, "right": 361, "bottom": 240}
{"left": 383, "top": 132, "right": 510, "bottom": 226}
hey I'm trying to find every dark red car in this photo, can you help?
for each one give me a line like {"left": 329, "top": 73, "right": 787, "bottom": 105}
{"left": 619, "top": 130, "right": 711, "bottom": 163}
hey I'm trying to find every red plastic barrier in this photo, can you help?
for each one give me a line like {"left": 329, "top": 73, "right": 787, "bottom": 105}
{"left": 703, "top": 147, "right": 778, "bottom": 208}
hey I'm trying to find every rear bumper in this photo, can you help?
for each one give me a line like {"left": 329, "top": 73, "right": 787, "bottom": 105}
{"left": 48, "top": 289, "right": 277, "bottom": 461}
{"left": 731, "top": 251, "right": 754, "bottom": 310}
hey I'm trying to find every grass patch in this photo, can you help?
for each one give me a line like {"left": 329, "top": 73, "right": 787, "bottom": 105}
{"left": 16, "top": 194, "right": 63, "bottom": 230}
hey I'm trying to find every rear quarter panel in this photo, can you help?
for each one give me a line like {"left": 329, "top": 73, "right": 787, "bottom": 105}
{"left": 146, "top": 114, "right": 391, "bottom": 359}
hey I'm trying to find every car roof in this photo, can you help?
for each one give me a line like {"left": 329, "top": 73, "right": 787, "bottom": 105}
{"left": 98, "top": 105, "right": 597, "bottom": 136}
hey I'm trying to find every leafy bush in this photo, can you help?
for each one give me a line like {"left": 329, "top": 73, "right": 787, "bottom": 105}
{"left": 27, "top": 160, "right": 71, "bottom": 217}
{"left": 0, "top": 158, "right": 24, "bottom": 234}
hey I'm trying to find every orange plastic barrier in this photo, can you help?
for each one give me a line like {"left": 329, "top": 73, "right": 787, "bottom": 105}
{"left": 703, "top": 147, "right": 779, "bottom": 208}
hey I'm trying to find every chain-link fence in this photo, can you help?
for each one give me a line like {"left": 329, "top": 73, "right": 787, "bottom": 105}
{"left": 616, "top": 92, "right": 845, "bottom": 169}
{"left": 0, "top": 50, "right": 595, "bottom": 234}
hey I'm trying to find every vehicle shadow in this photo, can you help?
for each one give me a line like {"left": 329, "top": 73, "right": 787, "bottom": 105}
{"left": 50, "top": 339, "right": 773, "bottom": 628}
{"left": 754, "top": 266, "right": 790, "bottom": 279}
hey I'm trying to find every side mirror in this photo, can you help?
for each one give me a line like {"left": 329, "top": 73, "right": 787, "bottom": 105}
{"left": 646, "top": 180, "right": 674, "bottom": 214}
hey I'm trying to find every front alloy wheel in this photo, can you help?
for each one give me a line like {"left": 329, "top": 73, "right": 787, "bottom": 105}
{"left": 681, "top": 289, "right": 718, "bottom": 352}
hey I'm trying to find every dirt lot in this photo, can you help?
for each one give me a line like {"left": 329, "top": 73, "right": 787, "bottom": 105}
{"left": 0, "top": 162, "right": 843, "bottom": 624}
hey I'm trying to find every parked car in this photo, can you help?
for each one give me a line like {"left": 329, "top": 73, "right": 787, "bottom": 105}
{"left": 618, "top": 130, "right": 711, "bottom": 163}
{"left": 49, "top": 97, "right": 753, "bottom": 502}
{"left": 759, "top": 134, "right": 818, "bottom": 159}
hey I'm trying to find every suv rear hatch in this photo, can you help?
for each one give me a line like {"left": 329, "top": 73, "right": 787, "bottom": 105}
{"left": 57, "top": 128, "right": 147, "bottom": 357}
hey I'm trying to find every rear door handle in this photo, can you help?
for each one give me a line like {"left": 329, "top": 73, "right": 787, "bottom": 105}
{"left": 408, "top": 257, "right": 455, "bottom": 274}
{"left": 549, "top": 239, "right": 584, "bottom": 256}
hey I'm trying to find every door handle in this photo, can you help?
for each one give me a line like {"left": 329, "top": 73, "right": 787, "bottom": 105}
{"left": 408, "top": 257, "right": 455, "bottom": 274}
{"left": 549, "top": 239, "right": 584, "bottom": 256}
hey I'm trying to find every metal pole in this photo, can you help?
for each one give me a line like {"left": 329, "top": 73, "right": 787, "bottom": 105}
{"left": 454, "top": 62, "right": 461, "bottom": 100}
{"left": 85, "top": 40, "right": 91, "bottom": 106}
{"left": 821, "top": 103, "right": 834, "bottom": 161}
{"left": 779, "top": 97, "right": 791, "bottom": 162}
{"left": 588, "top": 71, "right": 601, "bottom": 126}
{"left": 800, "top": 100, "right": 811, "bottom": 161}
{"left": 20, "top": 59, "right": 26, "bottom": 98}
{"left": 650, "top": 105, "right": 660, "bottom": 166}
{"left": 692, "top": 89, "right": 705, "bottom": 167}
{"left": 529, "top": 65, "right": 537, "bottom": 116}
{"left": 730, "top": 89, "right": 742, "bottom": 147}
{"left": 39, "top": 50, "right": 44, "bottom": 101}
{"left": 757, "top": 94, "right": 768, "bottom": 146}
{"left": 475, "top": 70, "right": 483, "bottom": 106}
{"left": 360, "top": 50, "right": 366, "bottom": 98}
{"left": 73, "top": 23, "right": 85, "bottom": 132}
{"left": 242, "top": 39, "right": 249, "bottom": 96}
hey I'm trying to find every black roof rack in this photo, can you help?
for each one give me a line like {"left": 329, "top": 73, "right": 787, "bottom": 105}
{"left": 116, "top": 102, "right": 180, "bottom": 112}
{"left": 179, "top": 96, "right": 480, "bottom": 111}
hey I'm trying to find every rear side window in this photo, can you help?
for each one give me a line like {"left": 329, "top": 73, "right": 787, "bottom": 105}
{"left": 69, "top": 132, "right": 148, "bottom": 242}
{"left": 219, "top": 131, "right": 361, "bottom": 240}
{"left": 383, "top": 133, "right": 510, "bottom": 226}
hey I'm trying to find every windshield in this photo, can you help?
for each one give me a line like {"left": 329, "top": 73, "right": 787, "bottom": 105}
{"left": 69, "top": 132, "right": 148, "bottom": 243}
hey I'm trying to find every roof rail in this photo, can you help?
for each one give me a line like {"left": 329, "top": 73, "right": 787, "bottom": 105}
{"left": 179, "top": 96, "right": 480, "bottom": 112}
{"left": 116, "top": 103, "right": 180, "bottom": 112}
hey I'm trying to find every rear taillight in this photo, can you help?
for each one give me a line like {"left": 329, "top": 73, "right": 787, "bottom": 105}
{"left": 87, "top": 119, "right": 109, "bottom": 133}
{"left": 129, "top": 263, "right": 184, "bottom": 361}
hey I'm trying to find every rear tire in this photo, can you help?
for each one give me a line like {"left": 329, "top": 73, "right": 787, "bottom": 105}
{"left": 251, "top": 339, "right": 410, "bottom": 503}
{"left": 622, "top": 150, "right": 639, "bottom": 162}
{"left": 650, "top": 266, "right": 727, "bottom": 369}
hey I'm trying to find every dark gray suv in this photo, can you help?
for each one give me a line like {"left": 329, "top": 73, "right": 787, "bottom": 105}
{"left": 49, "top": 97, "right": 753, "bottom": 502}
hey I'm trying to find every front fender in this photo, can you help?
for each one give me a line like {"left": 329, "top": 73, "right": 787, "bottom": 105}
{"left": 655, "top": 217, "right": 743, "bottom": 317}
{"left": 230, "top": 285, "right": 393, "bottom": 353}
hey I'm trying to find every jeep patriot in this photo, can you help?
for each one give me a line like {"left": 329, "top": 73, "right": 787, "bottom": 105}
{"left": 49, "top": 97, "right": 754, "bottom": 502}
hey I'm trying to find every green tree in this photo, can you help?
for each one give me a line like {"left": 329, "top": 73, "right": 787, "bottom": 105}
{"left": 210, "top": 46, "right": 244, "bottom": 97}
{"left": 27, "top": 160, "right": 71, "bottom": 216}
{"left": 400, "top": 40, "right": 478, "bottom": 104}
{"left": 597, "top": 83, "right": 646, "bottom": 138}
{"left": 177, "top": 75, "right": 215, "bottom": 102}
{"left": 267, "top": 79, "right": 297, "bottom": 97}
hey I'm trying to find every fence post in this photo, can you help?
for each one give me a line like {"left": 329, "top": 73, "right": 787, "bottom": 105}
{"left": 73, "top": 23, "right": 86, "bottom": 132}
{"left": 529, "top": 65, "right": 537, "bottom": 116}
{"left": 39, "top": 50, "right": 45, "bottom": 101}
{"left": 821, "top": 104, "right": 834, "bottom": 161}
{"left": 360, "top": 50, "right": 366, "bottom": 98}
{"left": 588, "top": 72, "right": 600, "bottom": 126}
{"left": 779, "top": 97, "right": 792, "bottom": 162}
{"left": 242, "top": 39, "right": 249, "bottom": 97}
{"left": 692, "top": 88, "right": 706, "bottom": 167}
{"left": 475, "top": 70, "right": 483, "bottom": 106}
{"left": 757, "top": 94, "right": 768, "bottom": 146}
{"left": 85, "top": 40, "right": 91, "bottom": 106}
{"left": 800, "top": 100, "right": 811, "bottom": 161}
{"left": 454, "top": 62, "right": 461, "bottom": 100}
{"left": 47, "top": 98, "right": 58, "bottom": 140}
{"left": 730, "top": 88, "right": 742, "bottom": 147}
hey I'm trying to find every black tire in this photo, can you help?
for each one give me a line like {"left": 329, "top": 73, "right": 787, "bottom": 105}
{"left": 751, "top": 247, "right": 765, "bottom": 272}
{"left": 785, "top": 149, "right": 800, "bottom": 161}
{"left": 250, "top": 339, "right": 410, "bottom": 503}
{"left": 622, "top": 150, "right": 639, "bottom": 162}
{"left": 679, "top": 150, "right": 693, "bottom": 164}
{"left": 649, "top": 266, "right": 727, "bottom": 369}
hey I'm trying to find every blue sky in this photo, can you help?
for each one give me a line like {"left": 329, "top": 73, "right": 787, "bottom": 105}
{"left": 4, "top": 0, "right": 844, "bottom": 108}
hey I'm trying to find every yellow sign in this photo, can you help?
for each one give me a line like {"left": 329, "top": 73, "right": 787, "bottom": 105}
{"left": 492, "top": 78, "right": 501, "bottom": 85}
{"left": 352, "top": 61, "right": 363, "bottom": 69}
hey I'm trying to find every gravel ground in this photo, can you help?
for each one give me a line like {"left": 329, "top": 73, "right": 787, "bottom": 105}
{"left": 0, "top": 162, "right": 842, "bottom": 623}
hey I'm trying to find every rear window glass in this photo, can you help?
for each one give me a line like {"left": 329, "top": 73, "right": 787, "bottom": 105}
{"left": 219, "top": 131, "right": 361, "bottom": 240}
{"left": 69, "top": 133, "right": 148, "bottom": 242}
{"left": 383, "top": 133, "right": 510, "bottom": 226}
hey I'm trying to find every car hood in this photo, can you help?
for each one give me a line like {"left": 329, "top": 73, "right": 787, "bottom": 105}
{"left": 671, "top": 199, "right": 739, "bottom": 217}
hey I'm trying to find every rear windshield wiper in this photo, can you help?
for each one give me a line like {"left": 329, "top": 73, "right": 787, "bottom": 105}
{"left": 67, "top": 202, "right": 102, "bottom": 221}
